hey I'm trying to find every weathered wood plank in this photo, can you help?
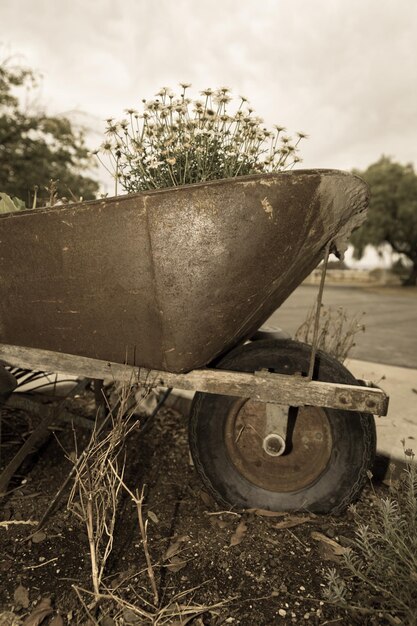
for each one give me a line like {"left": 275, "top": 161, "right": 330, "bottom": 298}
{"left": 0, "top": 343, "right": 389, "bottom": 415}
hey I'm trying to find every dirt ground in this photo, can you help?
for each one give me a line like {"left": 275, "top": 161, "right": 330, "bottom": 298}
{"left": 0, "top": 389, "right": 400, "bottom": 626}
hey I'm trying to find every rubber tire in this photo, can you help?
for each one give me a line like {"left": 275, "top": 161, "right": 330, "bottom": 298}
{"left": 189, "top": 339, "right": 376, "bottom": 514}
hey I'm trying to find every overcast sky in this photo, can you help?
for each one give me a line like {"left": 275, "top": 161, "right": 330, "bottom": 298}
{"left": 1, "top": 0, "right": 417, "bottom": 198}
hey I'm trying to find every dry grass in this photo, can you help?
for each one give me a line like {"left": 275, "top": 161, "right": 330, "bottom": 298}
{"left": 67, "top": 381, "right": 139, "bottom": 599}
{"left": 295, "top": 305, "right": 366, "bottom": 363}
{"left": 67, "top": 381, "right": 228, "bottom": 624}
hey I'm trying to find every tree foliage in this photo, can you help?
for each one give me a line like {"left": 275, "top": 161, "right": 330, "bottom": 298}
{"left": 0, "top": 58, "right": 99, "bottom": 206}
{"left": 351, "top": 156, "right": 417, "bottom": 285}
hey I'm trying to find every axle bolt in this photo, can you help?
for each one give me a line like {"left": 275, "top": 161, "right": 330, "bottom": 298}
{"left": 262, "top": 433, "right": 286, "bottom": 457}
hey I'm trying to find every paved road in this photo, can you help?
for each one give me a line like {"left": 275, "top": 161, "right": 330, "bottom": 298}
{"left": 268, "top": 285, "right": 417, "bottom": 369}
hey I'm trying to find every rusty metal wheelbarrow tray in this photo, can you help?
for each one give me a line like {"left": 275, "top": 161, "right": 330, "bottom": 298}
{"left": 0, "top": 171, "right": 389, "bottom": 511}
{"left": 0, "top": 170, "right": 367, "bottom": 374}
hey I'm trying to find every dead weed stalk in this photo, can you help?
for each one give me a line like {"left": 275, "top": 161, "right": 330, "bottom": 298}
{"left": 295, "top": 305, "right": 365, "bottom": 363}
{"left": 108, "top": 463, "right": 159, "bottom": 605}
{"left": 67, "top": 380, "right": 141, "bottom": 599}
{"left": 74, "top": 581, "right": 228, "bottom": 625}
{"left": 68, "top": 381, "right": 228, "bottom": 623}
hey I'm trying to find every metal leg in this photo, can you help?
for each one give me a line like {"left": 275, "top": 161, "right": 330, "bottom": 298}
{"left": 307, "top": 241, "right": 332, "bottom": 380}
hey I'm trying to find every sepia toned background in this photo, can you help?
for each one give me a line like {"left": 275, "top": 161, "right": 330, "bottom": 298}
{"left": 1, "top": 0, "right": 416, "bottom": 185}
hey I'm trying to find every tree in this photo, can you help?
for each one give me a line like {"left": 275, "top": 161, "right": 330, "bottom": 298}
{"left": 351, "top": 156, "right": 417, "bottom": 286}
{"left": 0, "top": 58, "right": 99, "bottom": 206}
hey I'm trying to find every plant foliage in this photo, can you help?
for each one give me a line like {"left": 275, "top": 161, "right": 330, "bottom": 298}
{"left": 351, "top": 157, "right": 417, "bottom": 285}
{"left": 0, "top": 57, "right": 99, "bottom": 207}
{"left": 325, "top": 453, "right": 417, "bottom": 625}
{"left": 96, "top": 84, "right": 307, "bottom": 193}
{"left": 0, "top": 191, "right": 25, "bottom": 213}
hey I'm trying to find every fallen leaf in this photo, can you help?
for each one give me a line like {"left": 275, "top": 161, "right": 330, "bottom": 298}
{"left": 22, "top": 597, "right": 53, "bottom": 626}
{"left": 311, "top": 531, "right": 351, "bottom": 558}
{"left": 49, "top": 616, "right": 64, "bottom": 626}
{"left": 274, "top": 515, "right": 314, "bottom": 529}
{"left": 13, "top": 585, "right": 30, "bottom": 609}
{"left": 209, "top": 517, "right": 229, "bottom": 529}
{"left": 230, "top": 520, "right": 247, "bottom": 547}
{"left": 165, "top": 555, "right": 187, "bottom": 572}
{"left": 147, "top": 510, "right": 159, "bottom": 524}
{"left": 313, "top": 542, "right": 339, "bottom": 563}
{"left": 247, "top": 508, "right": 287, "bottom": 518}
{"left": 199, "top": 489, "right": 215, "bottom": 508}
{"left": 164, "top": 542, "right": 181, "bottom": 560}
{"left": 163, "top": 535, "right": 189, "bottom": 561}
{"left": 31, "top": 531, "right": 46, "bottom": 544}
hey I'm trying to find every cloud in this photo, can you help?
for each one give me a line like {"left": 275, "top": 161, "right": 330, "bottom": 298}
{"left": 1, "top": 0, "right": 417, "bottom": 174}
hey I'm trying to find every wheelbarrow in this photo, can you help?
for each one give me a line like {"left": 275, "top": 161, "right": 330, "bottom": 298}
{"left": 0, "top": 170, "right": 389, "bottom": 513}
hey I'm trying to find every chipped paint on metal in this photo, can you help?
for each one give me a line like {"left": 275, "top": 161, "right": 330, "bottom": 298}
{"left": 261, "top": 196, "right": 274, "bottom": 219}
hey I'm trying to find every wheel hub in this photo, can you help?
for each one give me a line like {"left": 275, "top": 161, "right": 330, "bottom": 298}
{"left": 224, "top": 399, "right": 332, "bottom": 492}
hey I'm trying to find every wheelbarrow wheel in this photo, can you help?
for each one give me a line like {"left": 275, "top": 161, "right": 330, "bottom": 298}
{"left": 189, "top": 339, "right": 376, "bottom": 514}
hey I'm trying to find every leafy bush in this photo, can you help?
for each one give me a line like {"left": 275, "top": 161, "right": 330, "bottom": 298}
{"left": 1, "top": 58, "right": 99, "bottom": 206}
{"left": 0, "top": 192, "right": 26, "bottom": 213}
{"left": 96, "top": 84, "right": 306, "bottom": 193}
{"left": 324, "top": 452, "right": 417, "bottom": 625}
